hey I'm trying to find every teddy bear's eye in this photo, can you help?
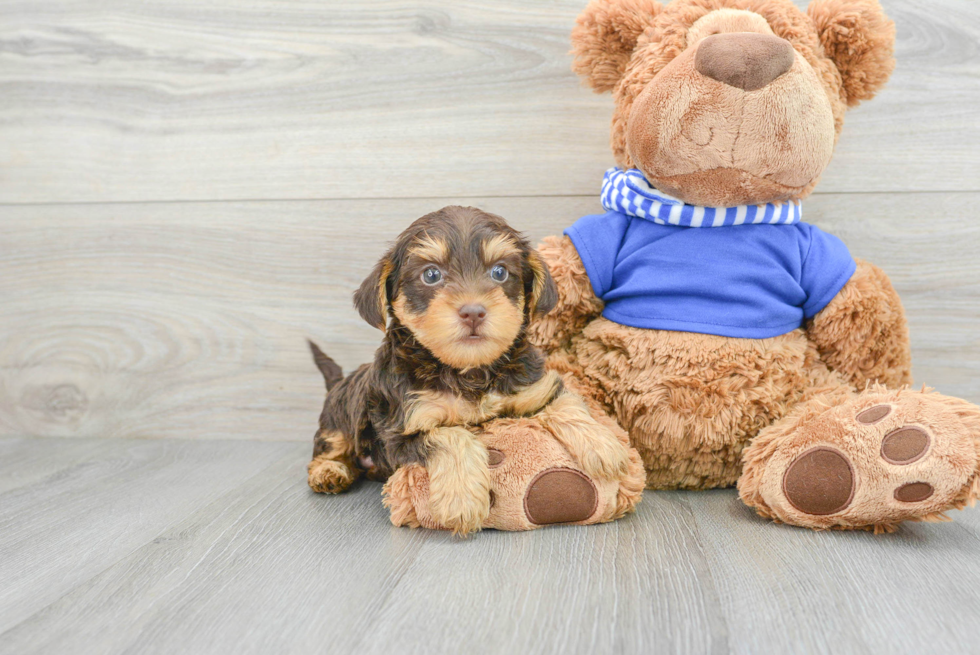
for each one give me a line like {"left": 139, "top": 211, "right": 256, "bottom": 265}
{"left": 421, "top": 267, "right": 443, "bottom": 285}
{"left": 490, "top": 264, "right": 509, "bottom": 283}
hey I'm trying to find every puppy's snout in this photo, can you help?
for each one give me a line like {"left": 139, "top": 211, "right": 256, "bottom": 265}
{"left": 695, "top": 33, "right": 795, "bottom": 92}
{"left": 458, "top": 304, "right": 487, "bottom": 330}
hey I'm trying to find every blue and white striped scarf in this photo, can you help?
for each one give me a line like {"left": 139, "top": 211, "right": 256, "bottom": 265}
{"left": 600, "top": 168, "right": 802, "bottom": 227}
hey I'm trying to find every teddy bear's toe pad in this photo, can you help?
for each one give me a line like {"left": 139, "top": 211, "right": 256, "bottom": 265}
{"left": 895, "top": 482, "right": 934, "bottom": 502}
{"left": 523, "top": 468, "right": 598, "bottom": 525}
{"left": 488, "top": 449, "right": 505, "bottom": 467}
{"left": 880, "top": 426, "right": 930, "bottom": 464}
{"left": 782, "top": 447, "right": 855, "bottom": 516}
{"left": 856, "top": 404, "right": 891, "bottom": 424}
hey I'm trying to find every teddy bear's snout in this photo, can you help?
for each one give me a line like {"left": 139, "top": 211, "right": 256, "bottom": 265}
{"left": 694, "top": 32, "right": 795, "bottom": 92}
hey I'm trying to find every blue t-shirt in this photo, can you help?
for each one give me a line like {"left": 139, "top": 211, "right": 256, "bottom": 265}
{"left": 564, "top": 210, "right": 856, "bottom": 339}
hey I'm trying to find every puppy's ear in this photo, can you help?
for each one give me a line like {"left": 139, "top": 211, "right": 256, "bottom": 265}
{"left": 571, "top": 0, "right": 664, "bottom": 93}
{"left": 527, "top": 250, "right": 559, "bottom": 316}
{"left": 808, "top": 0, "right": 895, "bottom": 106}
{"left": 353, "top": 253, "right": 395, "bottom": 330}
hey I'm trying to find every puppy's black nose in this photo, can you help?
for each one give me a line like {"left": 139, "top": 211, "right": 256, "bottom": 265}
{"left": 458, "top": 304, "right": 487, "bottom": 330}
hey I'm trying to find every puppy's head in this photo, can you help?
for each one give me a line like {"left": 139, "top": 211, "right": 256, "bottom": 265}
{"left": 353, "top": 206, "right": 557, "bottom": 370}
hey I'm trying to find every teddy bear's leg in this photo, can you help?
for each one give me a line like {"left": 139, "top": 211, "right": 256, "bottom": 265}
{"left": 382, "top": 463, "right": 425, "bottom": 528}
{"left": 739, "top": 384, "right": 980, "bottom": 532}
{"left": 382, "top": 401, "right": 645, "bottom": 532}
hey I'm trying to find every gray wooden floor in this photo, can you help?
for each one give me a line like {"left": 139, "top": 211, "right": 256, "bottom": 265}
{"left": 3, "top": 436, "right": 980, "bottom": 654}
{"left": 3, "top": 0, "right": 980, "bottom": 652}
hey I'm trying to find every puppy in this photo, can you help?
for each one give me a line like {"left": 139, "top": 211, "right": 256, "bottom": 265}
{"left": 307, "top": 206, "right": 631, "bottom": 535}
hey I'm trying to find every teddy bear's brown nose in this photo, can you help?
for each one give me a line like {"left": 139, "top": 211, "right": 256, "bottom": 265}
{"left": 695, "top": 32, "right": 795, "bottom": 92}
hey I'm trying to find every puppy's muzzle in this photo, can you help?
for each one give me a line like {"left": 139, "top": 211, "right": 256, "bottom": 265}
{"left": 458, "top": 304, "right": 487, "bottom": 332}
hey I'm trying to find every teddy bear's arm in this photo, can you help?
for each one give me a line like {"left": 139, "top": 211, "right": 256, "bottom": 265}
{"left": 526, "top": 235, "right": 604, "bottom": 354}
{"left": 806, "top": 258, "right": 912, "bottom": 390}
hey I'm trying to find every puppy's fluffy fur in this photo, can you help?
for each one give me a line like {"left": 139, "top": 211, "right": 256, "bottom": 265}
{"left": 308, "top": 206, "right": 630, "bottom": 535}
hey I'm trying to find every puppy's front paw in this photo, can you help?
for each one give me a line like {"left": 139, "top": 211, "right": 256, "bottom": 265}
{"left": 428, "top": 485, "right": 491, "bottom": 537}
{"left": 424, "top": 426, "right": 492, "bottom": 537}
{"left": 574, "top": 435, "right": 632, "bottom": 482}
{"left": 539, "top": 394, "right": 632, "bottom": 481}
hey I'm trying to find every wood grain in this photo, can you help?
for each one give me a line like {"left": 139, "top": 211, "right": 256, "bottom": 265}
{"left": 0, "top": 437, "right": 299, "bottom": 632}
{"left": 692, "top": 489, "right": 980, "bottom": 654}
{"left": 0, "top": 0, "right": 977, "bottom": 204}
{"left": 2, "top": 437, "right": 980, "bottom": 654}
{"left": 0, "top": 437, "right": 126, "bottom": 494}
{"left": 362, "top": 491, "right": 731, "bottom": 655}
{"left": 0, "top": 444, "right": 427, "bottom": 655}
{"left": 2, "top": 193, "right": 978, "bottom": 442}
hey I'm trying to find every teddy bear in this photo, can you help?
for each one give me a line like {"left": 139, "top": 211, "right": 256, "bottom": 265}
{"left": 524, "top": 0, "right": 980, "bottom": 532}
{"left": 384, "top": 0, "right": 980, "bottom": 534}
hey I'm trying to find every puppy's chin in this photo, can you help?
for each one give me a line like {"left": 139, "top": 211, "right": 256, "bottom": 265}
{"left": 431, "top": 335, "right": 513, "bottom": 370}
{"left": 393, "top": 290, "right": 523, "bottom": 370}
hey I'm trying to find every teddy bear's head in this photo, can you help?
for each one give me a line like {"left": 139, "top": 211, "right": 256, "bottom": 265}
{"left": 572, "top": 0, "right": 895, "bottom": 206}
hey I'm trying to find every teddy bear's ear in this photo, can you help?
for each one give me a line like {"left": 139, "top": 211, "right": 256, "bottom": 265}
{"left": 571, "top": 0, "right": 664, "bottom": 93}
{"left": 807, "top": 0, "right": 896, "bottom": 106}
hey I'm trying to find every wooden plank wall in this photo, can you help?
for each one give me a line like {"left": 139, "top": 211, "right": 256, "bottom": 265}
{"left": 2, "top": 0, "right": 979, "bottom": 441}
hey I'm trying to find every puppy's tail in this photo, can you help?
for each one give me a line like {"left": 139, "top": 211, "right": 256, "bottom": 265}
{"left": 307, "top": 340, "right": 344, "bottom": 392}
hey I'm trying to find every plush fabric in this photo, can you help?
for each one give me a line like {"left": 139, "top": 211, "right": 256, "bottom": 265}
{"left": 521, "top": 0, "right": 980, "bottom": 532}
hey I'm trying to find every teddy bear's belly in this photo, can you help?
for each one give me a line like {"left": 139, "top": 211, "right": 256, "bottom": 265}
{"left": 570, "top": 317, "right": 818, "bottom": 490}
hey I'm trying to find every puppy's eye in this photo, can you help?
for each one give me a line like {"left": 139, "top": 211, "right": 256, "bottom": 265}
{"left": 421, "top": 267, "right": 443, "bottom": 285}
{"left": 489, "top": 264, "right": 508, "bottom": 283}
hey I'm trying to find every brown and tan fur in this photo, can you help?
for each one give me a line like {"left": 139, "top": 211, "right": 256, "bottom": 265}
{"left": 308, "top": 206, "right": 631, "bottom": 535}
{"left": 526, "top": 0, "right": 980, "bottom": 532}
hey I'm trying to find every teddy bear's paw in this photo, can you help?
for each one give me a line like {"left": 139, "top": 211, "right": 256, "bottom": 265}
{"left": 523, "top": 468, "right": 599, "bottom": 525}
{"left": 308, "top": 454, "right": 356, "bottom": 494}
{"left": 760, "top": 389, "right": 980, "bottom": 531}
{"left": 382, "top": 464, "right": 424, "bottom": 529}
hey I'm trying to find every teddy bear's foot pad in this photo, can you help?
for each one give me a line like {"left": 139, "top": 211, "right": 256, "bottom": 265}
{"left": 523, "top": 468, "right": 599, "bottom": 525}
{"left": 782, "top": 447, "right": 855, "bottom": 515}
{"left": 756, "top": 390, "right": 980, "bottom": 530}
